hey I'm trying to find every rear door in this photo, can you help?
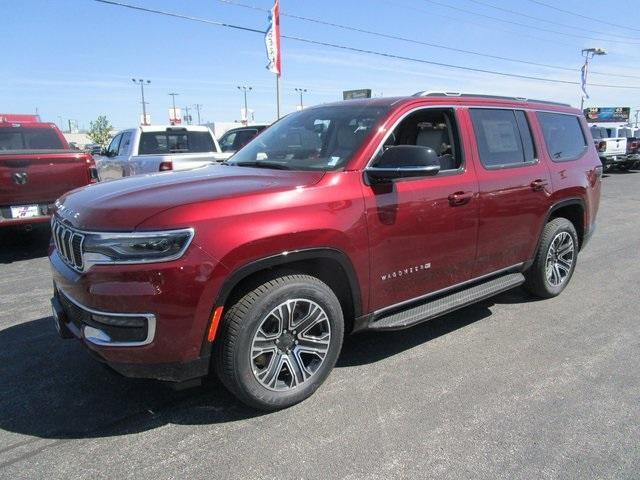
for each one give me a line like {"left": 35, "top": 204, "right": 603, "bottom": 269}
{"left": 469, "top": 108, "right": 552, "bottom": 276}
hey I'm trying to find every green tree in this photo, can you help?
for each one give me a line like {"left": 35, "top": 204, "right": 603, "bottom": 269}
{"left": 87, "top": 115, "right": 113, "bottom": 147}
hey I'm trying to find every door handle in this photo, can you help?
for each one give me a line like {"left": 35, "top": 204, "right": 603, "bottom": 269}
{"left": 448, "top": 191, "right": 473, "bottom": 206}
{"left": 530, "top": 179, "right": 548, "bottom": 191}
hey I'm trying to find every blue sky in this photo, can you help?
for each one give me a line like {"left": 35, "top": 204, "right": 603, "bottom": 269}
{"left": 3, "top": 0, "right": 640, "bottom": 130}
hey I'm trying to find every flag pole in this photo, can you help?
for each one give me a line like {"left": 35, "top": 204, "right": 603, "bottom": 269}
{"left": 276, "top": 75, "right": 281, "bottom": 119}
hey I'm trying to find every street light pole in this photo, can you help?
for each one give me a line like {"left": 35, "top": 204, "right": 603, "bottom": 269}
{"left": 294, "top": 88, "right": 308, "bottom": 109}
{"left": 580, "top": 48, "right": 606, "bottom": 111}
{"left": 237, "top": 86, "right": 252, "bottom": 124}
{"left": 132, "top": 79, "right": 151, "bottom": 125}
{"left": 168, "top": 92, "right": 179, "bottom": 123}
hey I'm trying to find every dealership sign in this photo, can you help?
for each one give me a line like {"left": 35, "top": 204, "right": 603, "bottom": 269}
{"left": 343, "top": 89, "right": 372, "bottom": 100}
{"left": 584, "top": 107, "right": 630, "bottom": 123}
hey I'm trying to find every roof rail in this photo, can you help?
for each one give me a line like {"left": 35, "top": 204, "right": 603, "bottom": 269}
{"left": 411, "top": 91, "right": 571, "bottom": 107}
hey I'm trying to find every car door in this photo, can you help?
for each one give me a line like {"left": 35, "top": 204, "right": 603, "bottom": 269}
{"left": 97, "top": 133, "right": 122, "bottom": 181}
{"left": 114, "top": 131, "right": 133, "bottom": 177}
{"left": 468, "top": 108, "right": 552, "bottom": 276}
{"left": 362, "top": 107, "right": 480, "bottom": 311}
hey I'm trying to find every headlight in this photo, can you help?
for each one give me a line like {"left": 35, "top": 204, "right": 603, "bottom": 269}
{"left": 82, "top": 228, "right": 194, "bottom": 265}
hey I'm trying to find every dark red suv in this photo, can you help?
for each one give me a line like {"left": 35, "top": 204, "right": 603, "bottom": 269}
{"left": 50, "top": 93, "right": 601, "bottom": 410}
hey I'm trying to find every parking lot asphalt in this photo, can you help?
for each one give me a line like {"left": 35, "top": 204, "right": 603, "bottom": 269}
{"left": 1, "top": 172, "right": 639, "bottom": 480}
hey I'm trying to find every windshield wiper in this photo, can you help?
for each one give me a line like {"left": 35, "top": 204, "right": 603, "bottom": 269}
{"left": 232, "top": 161, "right": 291, "bottom": 170}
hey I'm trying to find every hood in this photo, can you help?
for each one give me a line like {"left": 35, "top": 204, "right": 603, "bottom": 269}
{"left": 56, "top": 165, "right": 324, "bottom": 230}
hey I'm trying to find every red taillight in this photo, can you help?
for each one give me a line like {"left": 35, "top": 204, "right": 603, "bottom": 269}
{"left": 159, "top": 160, "right": 173, "bottom": 171}
{"left": 597, "top": 141, "right": 607, "bottom": 153}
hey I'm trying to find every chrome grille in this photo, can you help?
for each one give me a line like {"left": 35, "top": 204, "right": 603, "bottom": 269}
{"left": 52, "top": 217, "right": 85, "bottom": 271}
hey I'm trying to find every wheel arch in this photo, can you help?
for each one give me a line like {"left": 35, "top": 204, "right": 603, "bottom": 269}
{"left": 547, "top": 198, "right": 585, "bottom": 248}
{"left": 526, "top": 198, "right": 585, "bottom": 270}
{"left": 212, "top": 248, "right": 362, "bottom": 334}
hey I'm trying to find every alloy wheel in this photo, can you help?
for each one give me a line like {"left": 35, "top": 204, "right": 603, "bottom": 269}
{"left": 250, "top": 299, "right": 331, "bottom": 391}
{"left": 545, "top": 231, "right": 575, "bottom": 287}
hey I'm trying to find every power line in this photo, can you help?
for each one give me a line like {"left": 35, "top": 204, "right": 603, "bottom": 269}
{"left": 465, "top": 0, "right": 640, "bottom": 41}
{"left": 526, "top": 0, "right": 640, "bottom": 33}
{"left": 93, "top": 0, "right": 640, "bottom": 91}
{"left": 421, "top": 0, "right": 640, "bottom": 45}
{"left": 216, "top": 0, "right": 640, "bottom": 81}
{"left": 379, "top": 0, "right": 581, "bottom": 49}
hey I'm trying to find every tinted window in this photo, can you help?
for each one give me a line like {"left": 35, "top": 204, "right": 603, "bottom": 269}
{"left": 234, "top": 129, "right": 258, "bottom": 149}
{"left": 537, "top": 112, "right": 587, "bottom": 161}
{"left": 106, "top": 133, "right": 121, "bottom": 156}
{"left": 0, "top": 127, "right": 64, "bottom": 150}
{"left": 515, "top": 110, "right": 535, "bottom": 162}
{"left": 229, "top": 105, "right": 389, "bottom": 171}
{"left": 138, "top": 130, "right": 216, "bottom": 155}
{"left": 219, "top": 131, "right": 236, "bottom": 152}
{"left": 470, "top": 109, "right": 531, "bottom": 167}
{"left": 118, "top": 131, "right": 132, "bottom": 155}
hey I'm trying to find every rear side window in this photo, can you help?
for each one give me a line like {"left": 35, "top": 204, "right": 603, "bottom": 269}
{"left": 537, "top": 112, "right": 587, "bottom": 162}
{"left": 139, "top": 131, "right": 216, "bottom": 155}
{"left": 470, "top": 109, "right": 535, "bottom": 168}
{"left": 0, "top": 127, "right": 64, "bottom": 150}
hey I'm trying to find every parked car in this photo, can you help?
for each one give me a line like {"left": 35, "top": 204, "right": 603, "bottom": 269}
{"left": 625, "top": 137, "right": 640, "bottom": 169}
{"left": 49, "top": 93, "right": 601, "bottom": 410}
{"left": 0, "top": 115, "right": 97, "bottom": 228}
{"left": 590, "top": 125, "right": 633, "bottom": 171}
{"left": 217, "top": 125, "right": 269, "bottom": 155}
{"left": 95, "top": 125, "right": 228, "bottom": 181}
{"left": 85, "top": 143, "right": 103, "bottom": 155}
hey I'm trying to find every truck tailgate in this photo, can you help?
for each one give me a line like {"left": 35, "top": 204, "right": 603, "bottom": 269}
{"left": 603, "top": 138, "right": 627, "bottom": 156}
{"left": 0, "top": 151, "right": 89, "bottom": 205}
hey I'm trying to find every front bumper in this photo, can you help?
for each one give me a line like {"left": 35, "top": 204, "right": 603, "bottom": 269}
{"left": 49, "top": 241, "right": 229, "bottom": 381}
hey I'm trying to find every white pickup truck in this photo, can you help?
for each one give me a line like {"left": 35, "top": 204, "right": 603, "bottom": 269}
{"left": 589, "top": 125, "right": 634, "bottom": 171}
{"left": 96, "top": 125, "right": 230, "bottom": 181}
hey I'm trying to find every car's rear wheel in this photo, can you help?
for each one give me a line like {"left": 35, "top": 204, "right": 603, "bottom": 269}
{"left": 524, "top": 217, "right": 578, "bottom": 298}
{"left": 214, "top": 274, "right": 344, "bottom": 410}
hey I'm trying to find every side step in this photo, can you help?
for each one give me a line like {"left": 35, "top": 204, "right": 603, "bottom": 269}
{"left": 368, "top": 272, "right": 525, "bottom": 331}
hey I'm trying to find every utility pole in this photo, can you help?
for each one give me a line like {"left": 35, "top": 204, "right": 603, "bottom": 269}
{"left": 237, "top": 86, "right": 252, "bottom": 124}
{"left": 132, "top": 79, "right": 151, "bottom": 125}
{"left": 193, "top": 104, "right": 202, "bottom": 125}
{"left": 183, "top": 106, "right": 191, "bottom": 125}
{"left": 168, "top": 92, "right": 179, "bottom": 123}
{"left": 579, "top": 48, "right": 606, "bottom": 111}
{"left": 294, "top": 88, "right": 307, "bottom": 109}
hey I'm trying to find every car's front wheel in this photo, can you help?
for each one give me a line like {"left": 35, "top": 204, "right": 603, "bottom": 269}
{"left": 214, "top": 274, "right": 344, "bottom": 410}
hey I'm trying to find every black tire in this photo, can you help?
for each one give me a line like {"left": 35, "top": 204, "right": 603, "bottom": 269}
{"left": 213, "top": 274, "right": 344, "bottom": 411}
{"left": 524, "top": 218, "right": 579, "bottom": 299}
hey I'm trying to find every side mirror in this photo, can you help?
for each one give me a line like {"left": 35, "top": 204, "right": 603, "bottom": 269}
{"left": 365, "top": 145, "right": 440, "bottom": 184}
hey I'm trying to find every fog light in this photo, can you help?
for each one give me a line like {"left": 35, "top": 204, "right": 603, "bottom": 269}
{"left": 84, "top": 326, "right": 111, "bottom": 343}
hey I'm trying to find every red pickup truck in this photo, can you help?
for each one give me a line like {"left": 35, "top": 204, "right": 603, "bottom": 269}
{"left": 0, "top": 114, "right": 97, "bottom": 228}
{"left": 49, "top": 93, "right": 601, "bottom": 410}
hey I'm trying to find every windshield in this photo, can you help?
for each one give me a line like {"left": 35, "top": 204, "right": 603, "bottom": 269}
{"left": 228, "top": 105, "right": 389, "bottom": 170}
{"left": 0, "top": 127, "right": 65, "bottom": 150}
